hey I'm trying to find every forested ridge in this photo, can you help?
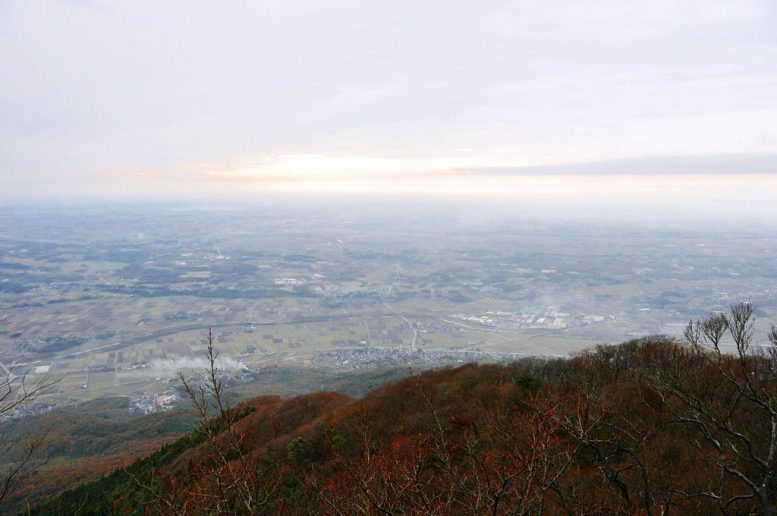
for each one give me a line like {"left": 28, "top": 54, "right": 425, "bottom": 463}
{"left": 23, "top": 304, "right": 777, "bottom": 514}
{"left": 0, "top": 367, "right": 408, "bottom": 513}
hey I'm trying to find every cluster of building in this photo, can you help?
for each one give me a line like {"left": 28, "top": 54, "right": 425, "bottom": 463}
{"left": 312, "top": 347, "right": 528, "bottom": 370}
{"left": 129, "top": 391, "right": 178, "bottom": 415}
{"left": 451, "top": 307, "right": 610, "bottom": 331}
{"left": 273, "top": 277, "right": 305, "bottom": 287}
{"left": 0, "top": 399, "right": 73, "bottom": 423}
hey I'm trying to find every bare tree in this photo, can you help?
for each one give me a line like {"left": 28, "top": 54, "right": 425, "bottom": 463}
{"left": 654, "top": 303, "right": 777, "bottom": 515}
{"left": 0, "top": 365, "right": 58, "bottom": 505}
{"left": 134, "top": 329, "right": 280, "bottom": 514}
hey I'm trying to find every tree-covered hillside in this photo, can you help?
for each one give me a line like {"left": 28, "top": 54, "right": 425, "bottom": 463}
{"left": 31, "top": 304, "right": 777, "bottom": 514}
{"left": 1, "top": 366, "right": 408, "bottom": 512}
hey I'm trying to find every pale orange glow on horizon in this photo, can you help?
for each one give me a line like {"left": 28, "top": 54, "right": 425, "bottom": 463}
{"left": 87, "top": 153, "right": 777, "bottom": 209}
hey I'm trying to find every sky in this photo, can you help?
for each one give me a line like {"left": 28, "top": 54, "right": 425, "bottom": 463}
{"left": 1, "top": 0, "right": 777, "bottom": 209}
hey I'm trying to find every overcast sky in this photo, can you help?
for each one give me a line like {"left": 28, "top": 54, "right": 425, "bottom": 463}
{"left": 2, "top": 0, "right": 777, "bottom": 204}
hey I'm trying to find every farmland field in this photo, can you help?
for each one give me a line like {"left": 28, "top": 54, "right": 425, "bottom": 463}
{"left": 2, "top": 203, "right": 776, "bottom": 415}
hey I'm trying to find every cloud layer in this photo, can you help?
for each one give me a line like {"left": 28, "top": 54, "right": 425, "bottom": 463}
{"left": 1, "top": 0, "right": 776, "bottom": 202}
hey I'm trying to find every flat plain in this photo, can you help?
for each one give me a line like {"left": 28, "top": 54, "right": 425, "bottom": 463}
{"left": 2, "top": 202, "right": 776, "bottom": 415}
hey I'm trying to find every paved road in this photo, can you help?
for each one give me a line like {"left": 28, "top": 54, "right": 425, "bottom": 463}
{"left": 383, "top": 303, "right": 417, "bottom": 349}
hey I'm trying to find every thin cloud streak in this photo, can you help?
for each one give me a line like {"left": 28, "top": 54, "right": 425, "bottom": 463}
{"left": 471, "top": 153, "right": 777, "bottom": 176}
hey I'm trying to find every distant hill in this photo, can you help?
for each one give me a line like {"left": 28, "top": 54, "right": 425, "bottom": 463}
{"left": 28, "top": 331, "right": 777, "bottom": 514}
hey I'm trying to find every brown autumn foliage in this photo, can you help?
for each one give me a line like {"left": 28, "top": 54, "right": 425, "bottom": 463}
{"left": 37, "top": 303, "right": 777, "bottom": 514}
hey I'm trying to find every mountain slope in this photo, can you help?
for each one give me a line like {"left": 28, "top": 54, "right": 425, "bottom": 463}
{"left": 32, "top": 335, "right": 777, "bottom": 514}
{"left": 1, "top": 365, "right": 408, "bottom": 513}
